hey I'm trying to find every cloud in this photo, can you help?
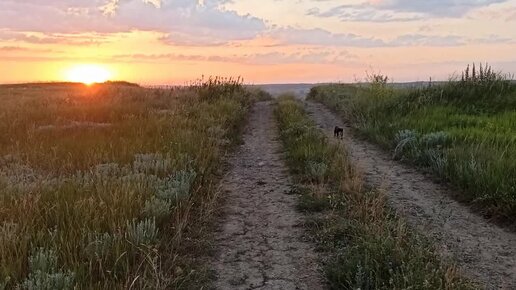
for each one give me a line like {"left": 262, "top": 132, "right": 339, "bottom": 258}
{"left": 470, "top": 34, "right": 513, "bottom": 44}
{"left": 306, "top": 4, "right": 422, "bottom": 22}
{"left": 113, "top": 53, "right": 237, "bottom": 63}
{"left": 0, "top": 1, "right": 117, "bottom": 33}
{"left": 0, "top": 0, "right": 266, "bottom": 44}
{"left": 270, "top": 27, "right": 514, "bottom": 48}
{"left": 467, "top": 5, "right": 516, "bottom": 21}
{"left": 270, "top": 27, "right": 386, "bottom": 47}
{"left": 244, "top": 50, "right": 360, "bottom": 65}
{"left": 0, "top": 55, "right": 107, "bottom": 62}
{"left": 112, "top": 48, "right": 359, "bottom": 65}
{"left": 306, "top": 0, "right": 510, "bottom": 22}
{"left": 114, "top": 0, "right": 266, "bottom": 44}
{"left": 267, "top": 27, "right": 505, "bottom": 48}
{"left": 372, "top": 0, "right": 509, "bottom": 17}
{"left": 388, "top": 34, "right": 465, "bottom": 46}
{"left": 0, "top": 30, "right": 111, "bottom": 45}
{"left": 387, "top": 33, "right": 513, "bottom": 46}
{"left": 0, "top": 46, "right": 59, "bottom": 54}
{"left": 0, "top": 46, "right": 27, "bottom": 51}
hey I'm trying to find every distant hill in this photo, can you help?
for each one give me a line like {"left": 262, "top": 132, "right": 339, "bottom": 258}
{"left": 0, "top": 81, "right": 140, "bottom": 89}
{"left": 103, "top": 81, "right": 140, "bottom": 87}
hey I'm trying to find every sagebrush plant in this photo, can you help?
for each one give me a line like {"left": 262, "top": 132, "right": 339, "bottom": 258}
{"left": 308, "top": 65, "right": 516, "bottom": 222}
{"left": 142, "top": 196, "right": 172, "bottom": 219}
{"left": 126, "top": 218, "right": 159, "bottom": 246}
{"left": 156, "top": 169, "right": 197, "bottom": 201}
{"left": 0, "top": 80, "right": 262, "bottom": 288}
{"left": 306, "top": 161, "right": 328, "bottom": 183}
{"left": 393, "top": 129, "right": 419, "bottom": 159}
{"left": 21, "top": 248, "right": 75, "bottom": 290}
{"left": 275, "top": 96, "right": 475, "bottom": 289}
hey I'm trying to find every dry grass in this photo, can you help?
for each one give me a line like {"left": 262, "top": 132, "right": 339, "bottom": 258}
{"left": 0, "top": 81, "right": 258, "bottom": 289}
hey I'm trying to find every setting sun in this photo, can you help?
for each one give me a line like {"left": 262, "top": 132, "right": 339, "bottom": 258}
{"left": 65, "top": 65, "right": 113, "bottom": 85}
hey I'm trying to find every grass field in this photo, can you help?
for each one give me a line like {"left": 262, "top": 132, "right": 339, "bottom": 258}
{"left": 274, "top": 96, "right": 474, "bottom": 289}
{"left": 308, "top": 66, "right": 516, "bottom": 223}
{"left": 0, "top": 79, "right": 256, "bottom": 289}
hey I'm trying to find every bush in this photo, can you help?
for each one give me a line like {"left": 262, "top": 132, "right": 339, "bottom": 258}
{"left": 126, "top": 218, "right": 159, "bottom": 246}
{"left": 142, "top": 196, "right": 172, "bottom": 219}
{"left": 393, "top": 129, "right": 419, "bottom": 159}
{"left": 306, "top": 161, "right": 328, "bottom": 183}
{"left": 20, "top": 248, "right": 75, "bottom": 290}
{"left": 156, "top": 170, "right": 197, "bottom": 201}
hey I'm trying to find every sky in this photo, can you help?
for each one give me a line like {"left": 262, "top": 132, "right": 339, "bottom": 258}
{"left": 1, "top": 0, "right": 515, "bottom": 84}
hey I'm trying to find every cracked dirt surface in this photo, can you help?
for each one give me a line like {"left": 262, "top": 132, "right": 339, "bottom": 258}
{"left": 211, "top": 101, "right": 324, "bottom": 290}
{"left": 304, "top": 100, "right": 516, "bottom": 289}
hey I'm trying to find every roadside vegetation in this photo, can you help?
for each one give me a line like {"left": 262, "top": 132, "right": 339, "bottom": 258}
{"left": 308, "top": 64, "right": 516, "bottom": 223}
{"left": 0, "top": 78, "right": 259, "bottom": 289}
{"left": 275, "top": 96, "right": 475, "bottom": 289}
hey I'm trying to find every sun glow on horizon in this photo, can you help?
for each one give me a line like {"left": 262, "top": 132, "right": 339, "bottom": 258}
{"left": 64, "top": 65, "right": 113, "bottom": 85}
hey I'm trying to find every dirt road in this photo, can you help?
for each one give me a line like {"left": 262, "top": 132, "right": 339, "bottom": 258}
{"left": 211, "top": 102, "right": 324, "bottom": 290}
{"left": 304, "top": 100, "right": 516, "bottom": 289}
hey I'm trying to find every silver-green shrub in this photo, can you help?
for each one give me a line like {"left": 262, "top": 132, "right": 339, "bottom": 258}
{"left": 20, "top": 272, "right": 75, "bottom": 290}
{"left": 126, "top": 218, "right": 158, "bottom": 246}
{"left": 156, "top": 170, "right": 197, "bottom": 201}
{"left": 142, "top": 196, "right": 172, "bottom": 219}
{"left": 393, "top": 129, "right": 419, "bottom": 159}
{"left": 20, "top": 248, "right": 75, "bottom": 290}
{"left": 422, "top": 149, "right": 448, "bottom": 177}
{"left": 28, "top": 248, "right": 57, "bottom": 274}
{"left": 306, "top": 161, "right": 327, "bottom": 181}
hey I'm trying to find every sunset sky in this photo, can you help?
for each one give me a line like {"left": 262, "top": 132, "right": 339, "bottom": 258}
{"left": 1, "top": 0, "right": 515, "bottom": 84}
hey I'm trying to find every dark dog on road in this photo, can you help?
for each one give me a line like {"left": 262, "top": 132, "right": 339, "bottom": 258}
{"left": 334, "top": 126, "right": 344, "bottom": 139}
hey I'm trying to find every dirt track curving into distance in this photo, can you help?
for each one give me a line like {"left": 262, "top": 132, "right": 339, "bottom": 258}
{"left": 304, "top": 100, "right": 516, "bottom": 290}
{"left": 211, "top": 101, "right": 324, "bottom": 290}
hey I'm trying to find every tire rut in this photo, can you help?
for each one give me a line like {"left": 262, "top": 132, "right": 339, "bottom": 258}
{"left": 304, "top": 100, "right": 516, "bottom": 290}
{"left": 211, "top": 101, "right": 324, "bottom": 290}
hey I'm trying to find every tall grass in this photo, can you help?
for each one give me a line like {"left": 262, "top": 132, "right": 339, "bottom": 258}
{"left": 0, "top": 80, "right": 259, "bottom": 289}
{"left": 308, "top": 65, "right": 516, "bottom": 223}
{"left": 275, "top": 96, "right": 474, "bottom": 289}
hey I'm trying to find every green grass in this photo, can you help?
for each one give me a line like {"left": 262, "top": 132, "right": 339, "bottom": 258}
{"left": 0, "top": 80, "right": 260, "bottom": 289}
{"left": 275, "top": 96, "right": 475, "bottom": 290}
{"left": 308, "top": 69, "right": 516, "bottom": 223}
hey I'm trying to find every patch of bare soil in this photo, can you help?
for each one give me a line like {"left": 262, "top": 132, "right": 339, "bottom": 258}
{"left": 304, "top": 101, "right": 516, "bottom": 290}
{"left": 211, "top": 102, "right": 324, "bottom": 290}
